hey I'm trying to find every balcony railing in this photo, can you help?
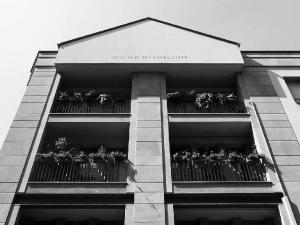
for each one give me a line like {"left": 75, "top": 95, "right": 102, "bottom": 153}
{"left": 52, "top": 101, "right": 130, "bottom": 114}
{"left": 171, "top": 161, "right": 267, "bottom": 182}
{"left": 29, "top": 161, "right": 127, "bottom": 182}
{"left": 168, "top": 101, "right": 246, "bottom": 113}
{"left": 167, "top": 91, "right": 246, "bottom": 113}
{"left": 51, "top": 89, "right": 131, "bottom": 114}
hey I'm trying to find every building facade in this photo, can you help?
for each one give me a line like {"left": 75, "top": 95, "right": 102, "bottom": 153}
{"left": 1, "top": 18, "right": 300, "bottom": 225}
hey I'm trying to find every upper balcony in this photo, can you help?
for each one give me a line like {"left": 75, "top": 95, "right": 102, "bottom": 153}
{"left": 51, "top": 88, "right": 131, "bottom": 114}
{"left": 167, "top": 89, "right": 246, "bottom": 114}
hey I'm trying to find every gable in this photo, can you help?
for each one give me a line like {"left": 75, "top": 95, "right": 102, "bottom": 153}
{"left": 56, "top": 19, "right": 243, "bottom": 65}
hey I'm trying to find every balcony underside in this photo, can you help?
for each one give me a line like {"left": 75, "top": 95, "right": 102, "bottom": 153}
{"left": 169, "top": 113, "right": 250, "bottom": 123}
{"left": 48, "top": 113, "right": 131, "bottom": 123}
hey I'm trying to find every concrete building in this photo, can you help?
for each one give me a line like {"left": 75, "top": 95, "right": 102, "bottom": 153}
{"left": 1, "top": 17, "right": 300, "bottom": 225}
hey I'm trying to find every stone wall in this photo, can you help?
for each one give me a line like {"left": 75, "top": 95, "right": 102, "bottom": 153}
{"left": 0, "top": 52, "right": 57, "bottom": 224}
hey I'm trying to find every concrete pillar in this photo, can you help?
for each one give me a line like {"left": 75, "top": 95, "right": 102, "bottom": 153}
{"left": 131, "top": 72, "right": 166, "bottom": 225}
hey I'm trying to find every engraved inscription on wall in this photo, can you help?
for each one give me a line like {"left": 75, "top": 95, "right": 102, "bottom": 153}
{"left": 112, "top": 55, "right": 188, "bottom": 60}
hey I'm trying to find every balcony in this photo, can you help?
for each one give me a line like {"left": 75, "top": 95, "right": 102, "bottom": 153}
{"left": 51, "top": 89, "right": 131, "bottom": 114}
{"left": 28, "top": 117, "right": 130, "bottom": 191}
{"left": 171, "top": 145, "right": 269, "bottom": 183}
{"left": 167, "top": 90, "right": 246, "bottom": 114}
{"left": 30, "top": 160, "right": 127, "bottom": 182}
{"left": 171, "top": 160, "right": 266, "bottom": 182}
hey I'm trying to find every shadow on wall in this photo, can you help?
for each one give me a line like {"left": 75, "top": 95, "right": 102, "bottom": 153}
{"left": 245, "top": 59, "right": 300, "bottom": 224}
{"left": 127, "top": 159, "right": 136, "bottom": 182}
{"left": 290, "top": 202, "right": 300, "bottom": 225}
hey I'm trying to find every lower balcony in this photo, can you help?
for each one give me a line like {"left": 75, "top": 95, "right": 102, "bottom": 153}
{"left": 171, "top": 160, "right": 266, "bottom": 182}
{"left": 30, "top": 161, "right": 127, "bottom": 182}
{"left": 26, "top": 122, "right": 130, "bottom": 193}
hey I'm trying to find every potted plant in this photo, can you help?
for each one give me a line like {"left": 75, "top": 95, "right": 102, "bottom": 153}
{"left": 194, "top": 92, "right": 214, "bottom": 110}
{"left": 58, "top": 91, "right": 69, "bottom": 102}
{"left": 54, "top": 137, "right": 71, "bottom": 152}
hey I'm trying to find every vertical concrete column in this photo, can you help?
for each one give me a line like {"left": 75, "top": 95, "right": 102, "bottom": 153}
{"left": 132, "top": 72, "right": 166, "bottom": 225}
{"left": 0, "top": 65, "right": 57, "bottom": 224}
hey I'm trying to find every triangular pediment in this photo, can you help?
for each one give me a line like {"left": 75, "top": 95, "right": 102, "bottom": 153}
{"left": 56, "top": 18, "right": 243, "bottom": 64}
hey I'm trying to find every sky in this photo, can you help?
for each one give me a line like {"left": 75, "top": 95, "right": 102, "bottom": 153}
{"left": 0, "top": 0, "right": 300, "bottom": 148}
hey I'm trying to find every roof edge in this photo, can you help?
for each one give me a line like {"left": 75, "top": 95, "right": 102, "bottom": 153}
{"left": 242, "top": 50, "right": 300, "bottom": 53}
{"left": 58, "top": 17, "right": 240, "bottom": 47}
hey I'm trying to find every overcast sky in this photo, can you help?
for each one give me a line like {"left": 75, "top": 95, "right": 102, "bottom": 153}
{"left": 0, "top": 0, "right": 300, "bottom": 148}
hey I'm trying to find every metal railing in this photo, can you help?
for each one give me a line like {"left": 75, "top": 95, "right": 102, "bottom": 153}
{"left": 29, "top": 161, "right": 127, "bottom": 182}
{"left": 171, "top": 161, "right": 266, "bottom": 182}
{"left": 51, "top": 101, "right": 130, "bottom": 114}
{"left": 168, "top": 101, "right": 246, "bottom": 113}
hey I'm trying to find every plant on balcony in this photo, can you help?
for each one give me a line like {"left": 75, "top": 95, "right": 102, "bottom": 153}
{"left": 172, "top": 144, "right": 273, "bottom": 169}
{"left": 35, "top": 151, "right": 56, "bottom": 163}
{"left": 167, "top": 90, "right": 241, "bottom": 110}
{"left": 195, "top": 92, "right": 214, "bottom": 109}
{"left": 108, "top": 151, "right": 128, "bottom": 162}
{"left": 172, "top": 150, "right": 192, "bottom": 163}
{"left": 58, "top": 91, "right": 69, "bottom": 102}
{"left": 228, "top": 151, "right": 245, "bottom": 163}
{"left": 84, "top": 89, "right": 98, "bottom": 102}
{"left": 69, "top": 92, "right": 84, "bottom": 102}
{"left": 88, "top": 148, "right": 107, "bottom": 163}
{"left": 35, "top": 137, "right": 128, "bottom": 166}
{"left": 96, "top": 93, "right": 114, "bottom": 105}
{"left": 54, "top": 150, "right": 73, "bottom": 163}
{"left": 167, "top": 91, "right": 185, "bottom": 102}
{"left": 54, "top": 137, "right": 71, "bottom": 151}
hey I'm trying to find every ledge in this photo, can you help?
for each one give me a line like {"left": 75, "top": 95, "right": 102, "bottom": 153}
{"left": 165, "top": 192, "right": 283, "bottom": 204}
{"left": 15, "top": 192, "right": 134, "bottom": 205}
{"left": 48, "top": 113, "right": 131, "bottom": 123}
{"left": 26, "top": 182, "right": 128, "bottom": 194}
{"left": 172, "top": 181, "right": 274, "bottom": 194}
{"left": 168, "top": 113, "right": 250, "bottom": 123}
